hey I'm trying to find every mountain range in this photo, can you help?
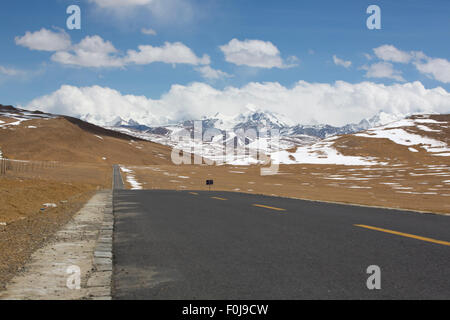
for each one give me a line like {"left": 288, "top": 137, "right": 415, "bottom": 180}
{"left": 107, "top": 109, "right": 408, "bottom": 140}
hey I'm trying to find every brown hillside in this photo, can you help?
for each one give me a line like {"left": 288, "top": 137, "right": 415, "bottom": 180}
{"left": 333, "top": 114, "right": 450, "bottom": 165}
{"left": 0, "top": 115, "right": 172, "bottom": 165}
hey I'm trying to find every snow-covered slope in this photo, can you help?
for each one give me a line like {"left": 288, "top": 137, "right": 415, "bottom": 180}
{"left": 272, "top": 114, "right": 450, "bottom": 166}
{"left": 0, "top": 104, "right": 57, "bottom": 129}
{"left": 354, "top": 115, "right": 450, "bottom": 156}
{"left": 270, "top": 136, "right": 382, "bottom": 166}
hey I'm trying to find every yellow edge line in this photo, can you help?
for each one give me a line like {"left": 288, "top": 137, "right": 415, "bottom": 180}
{"left": 253, "top": 204, "right": 286, "bottom": 212}
{"left": 189, "top": 192, "right": 199, "bottom": 195}
{"left": 211, "top": 197, "right": 227, "bottom": 201}
{"left": 355, "top": 224, "right": 450, "bottom": 247}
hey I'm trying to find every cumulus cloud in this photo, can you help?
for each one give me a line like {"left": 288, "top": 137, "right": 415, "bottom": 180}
{"left": 373, "top": 45, "right": 412, "bottom": 63}
{"left": 51, "top": 35, "right": 124, "bottom": 68}
{"left": 15, "top": 28, "right": 71, "bottom": 52}
{"left": 16, "top": 29, "right": 210, "bottom": 68}
{"left": 196, "top": 65, "right": 232, "bottom": 80}
{"left": 27, "top": 81, "right": 449, "bottom": 127}
{"left": 361, "top": 62, "right": 405, "bottom": 82}
{"left": 333, "top": 55, "right": 351, "bottom": 68}
{"left": 372, "top": 44, "right": 450, "bottom": 83}
{"left": 219, "top": 39, "right": 296, "bottom": 69}
{"left": 414, "top": 57, "right": 450, "bottom": 84}
{"left": 125, "top": 42, "right": 210, "bottom": 65}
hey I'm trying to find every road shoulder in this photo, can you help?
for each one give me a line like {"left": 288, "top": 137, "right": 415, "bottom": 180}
{"left": 0, "top": 190, "right": 113, "bottom": 300}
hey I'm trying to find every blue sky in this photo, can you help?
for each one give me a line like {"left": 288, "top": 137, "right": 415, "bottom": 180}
{"left": 0, "top": 0, "right": 449, "bottom": 125}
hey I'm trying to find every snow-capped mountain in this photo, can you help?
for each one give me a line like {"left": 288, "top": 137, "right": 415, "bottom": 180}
{"left": 184, "top": 108, "right": 292, "bottom": 132}
{"left": 112, "top": 109, "right": 407, "bottom": 140}
{"left": 108, "top": 109, "right": 408, "bottom": 139}
{"left": 288, "top": 111, "right": 408, "bottom": 139}
{"left": 105, "top": 109, "right": 410, "bottom": 166}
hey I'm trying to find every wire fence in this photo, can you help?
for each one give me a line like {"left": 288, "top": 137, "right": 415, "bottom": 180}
{"left": 0, "top": 158, "right": 61, "bottom": 176}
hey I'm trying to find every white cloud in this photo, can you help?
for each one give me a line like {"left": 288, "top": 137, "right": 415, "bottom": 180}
{"left": 333, "top": 55, "right": 352, "bottom": 68}
{"left": 126, "top": 42, "right": 210, "bottom": 65}
{"left": 414, "top": 57, "right": 450, "bottom": 84}
{"left": 16, "top": 29, "right": 210, "bottom": 69}
{"left": 373, "top": 45, "right": 412, "bottom": 63}
{"left": 141, "top": 28, "right": 157, "bottom": 35}
{"left": 362, "top": 62, "right": 405, "bottom": 82}
{"left": 196, "top": 66, "right": 232, "bottom": 80}
{"left": 219, "top": 39, "right": 296, "bottom": 69}
{"left": 51, "top": 35, "right": 124, "bottom": 68}
{"left": 27, "top": 81, "right": 449, "bottom": 127}
{"left": 372, "top": 44, "right": 450, "bottom": 83}
{"left": 15, "top": 28, "right": 71, "bottom": 52}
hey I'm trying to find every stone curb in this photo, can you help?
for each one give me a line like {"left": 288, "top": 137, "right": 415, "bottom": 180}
{"left": 86, "top": 194, "right": 114, "bottom": 300}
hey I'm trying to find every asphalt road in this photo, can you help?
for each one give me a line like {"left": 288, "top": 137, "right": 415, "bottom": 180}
{"left": 112, "top": 165, "right": 124, "bottom": 190}
{"left": 112, "top": 188, "right": 450, "bottom": 299}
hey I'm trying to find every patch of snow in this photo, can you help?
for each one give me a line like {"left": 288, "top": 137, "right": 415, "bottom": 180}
{"left": 95, "top": 135, "right": 104, "bottom": 140}
{"left": 416, "top": 125, "right": 440, "bottom": 132}
{"left": 347, "top": 186, "right": 372, "bottom": 189}
{"left": 120, "top": 166, "right": 143, "bottom": 190}
{"left": 356, "top": 128, "right": 448, "bottom": 154}
{"left": 43, "top": 203, "right": 57, "bottom": 208}
{"left": 271, "top": 140, "right": 381, "bottom": 166}
{"left": 408, "top": 147, "right": 419, "bottom": 153}
{"left": 414, "top": 119, "right": 445, "bottom": 124}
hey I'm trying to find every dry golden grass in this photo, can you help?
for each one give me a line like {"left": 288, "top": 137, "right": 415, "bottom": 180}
{"left": 0, "top": 162, "right": 111, "bottom": 223}
{"left": 123, "top": 163, "right": 450, "bottom": 214}
{"left": 334, "top": 114, "right": 450, "bottom": 163}
{"left": 0, "top": 181, "right": 94, "bottom": 290}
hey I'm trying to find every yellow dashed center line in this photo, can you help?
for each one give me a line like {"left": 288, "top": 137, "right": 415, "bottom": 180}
{"left": 355, "top": 224, "right": 450, "bottom": 247}
{"left": 253, "top": 204, "right": 286, "bottom": 212}
{"left": 211, "top": 197, "right": 228, "bottom": 201}
{"left": 189, "top": 192, "right": 199, "bottom": 195}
